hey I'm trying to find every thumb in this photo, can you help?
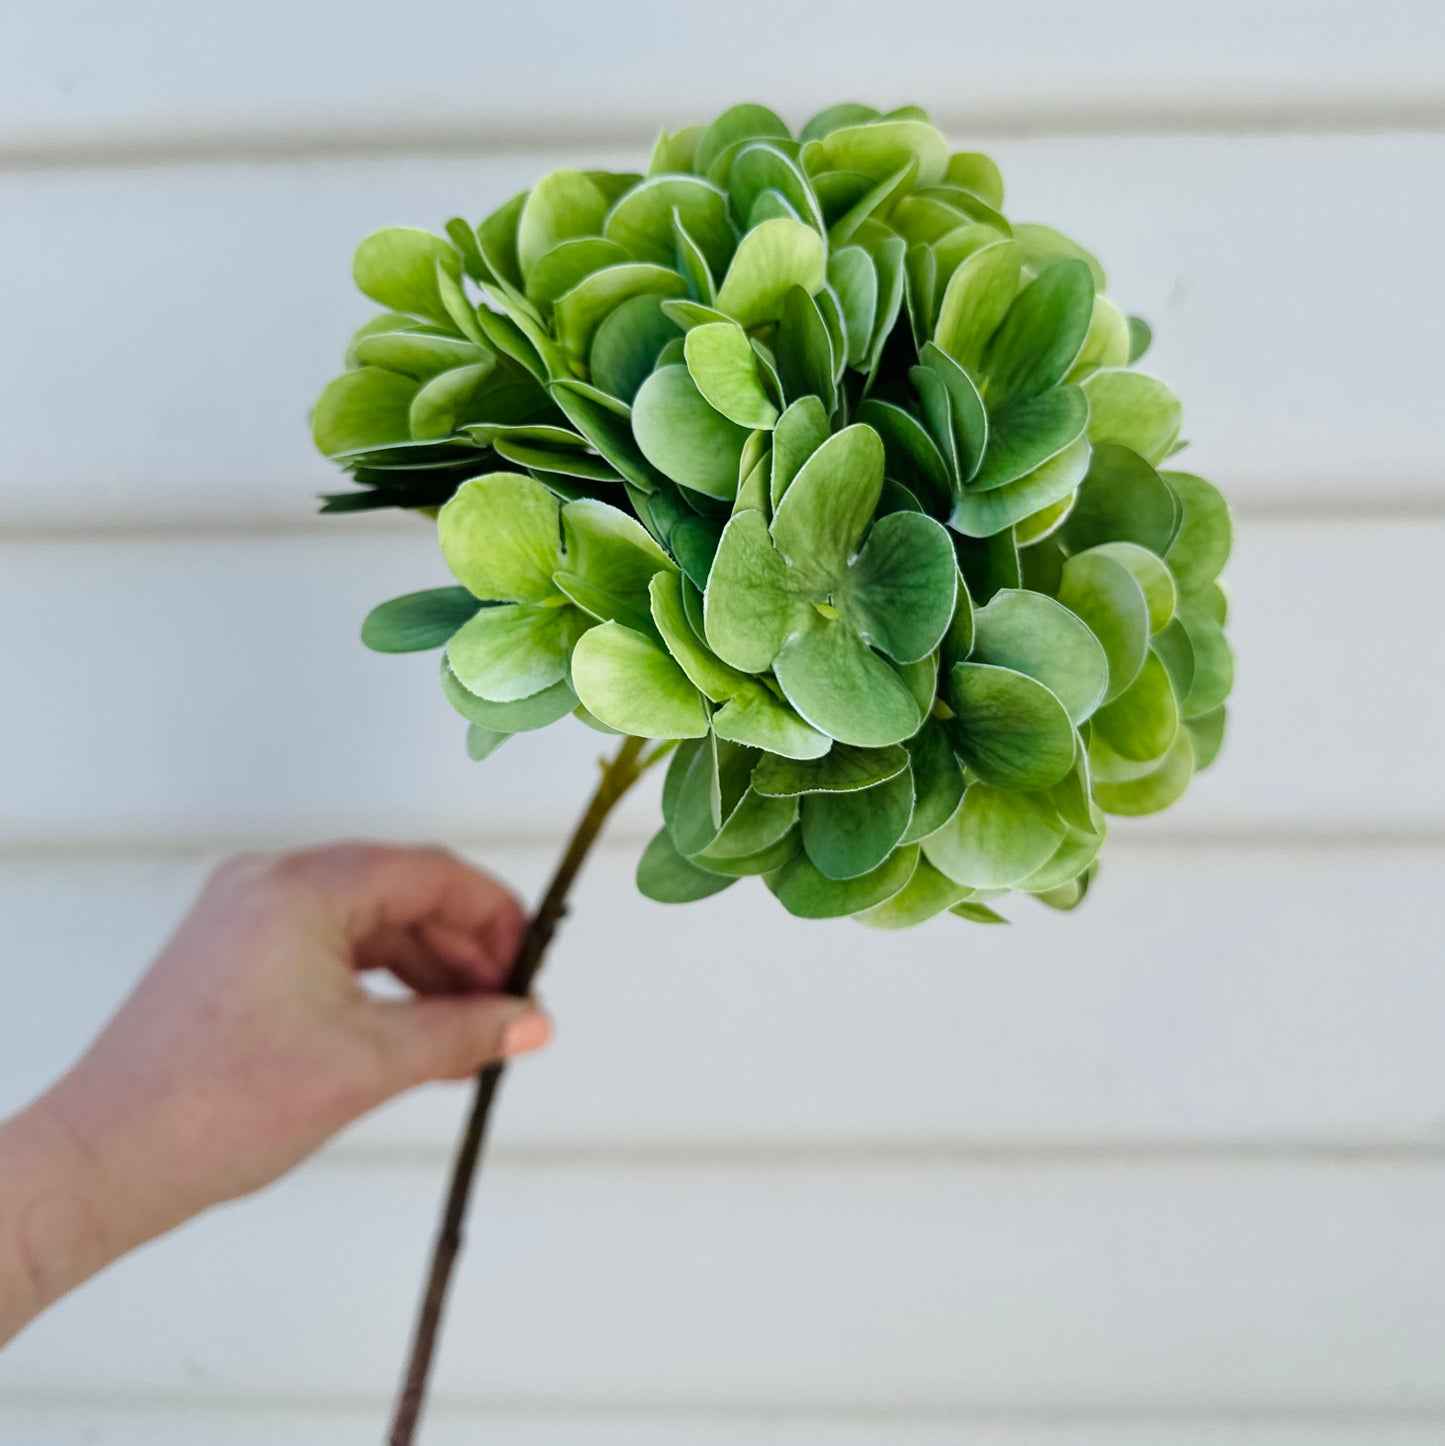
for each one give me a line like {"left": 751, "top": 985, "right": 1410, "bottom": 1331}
{"left": 371, "top": 994, "right": 552, "bottom": 1088}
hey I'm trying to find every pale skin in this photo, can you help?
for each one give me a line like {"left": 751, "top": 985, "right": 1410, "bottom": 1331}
{"left": 0, "top": 843, "right": 551, "bottom": 1346}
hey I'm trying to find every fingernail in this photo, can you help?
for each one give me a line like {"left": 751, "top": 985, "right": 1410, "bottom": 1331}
{"left": 503, "top": 1009, "right": 552, "bottom": 1056}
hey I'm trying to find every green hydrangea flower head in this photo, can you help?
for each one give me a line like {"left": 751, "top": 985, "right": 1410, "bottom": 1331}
{"left": 313, "top": 101, "right": 1233, "bottom": 927}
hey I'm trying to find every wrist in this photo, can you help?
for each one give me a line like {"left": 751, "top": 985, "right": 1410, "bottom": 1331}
{"left": 0, "top": 1093, "right": 114, "bottom": 1343}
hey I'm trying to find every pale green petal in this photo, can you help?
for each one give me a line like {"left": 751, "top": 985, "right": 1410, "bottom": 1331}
{"left": 311, "top": 367, "right": 418, "bottom": 456}
{"left": 684, "top": 321, "right": 779, "bottom": 428}
{"left": 1056, "top": 549, "right": 1151, "bottom": 703}
{"left": 445, "top": 601, "right": 587, "bottom": 702}
{"left": 714, "top": 218, "right": 827, "bottom": 329}
{"left": 970, "top": 588, "right": 1108, "bottom": 724}
{"left": 1085, "top": 541, "right": 1176, "bottom": 632}
{"left": 933, "top": 239, "right": 1020, "bottom": 374}
{"left": 841, "top": 512, "right": 958, "bottom": 663}
{"left": 632, "top": 364, "right": 751, "bottom": 498}
{"left": 1083, "top": 370, "right": 1182, "bottom": 465}
{"left": 1164, "top": 471, "right": 1233, "bottom": 591}
{"left": 947, "top": 661, "right": 1076, "bottom": 789}
{"left": 703, "top": 509, "right": 800, "bottom": 671}
{"left": 637, "top": 828, "right": 737, "bottom": 902}
{"left": 801, "top": 766, "right": 915, "bottom": 880}
{"left": 769, "top": 844, "right": 921, "bottom": 919}
{"left": 923, "top": 784, "right": 1066, "bottom": 889}
{"left": 438, "top": 473, "right": 563, "bottom": 603}
{"left": 571, "top": 622, "right": 709, "bottom": 738}
{"left": 1095, "top": 728, "right": 1195, "bottom": 816}
{"left": 752, "top": 742, "right": 908, "bottom": 797}
{"left": 770, "top": 423, "right": 884, "bottom": 578}
{"left": 1092, "top": 649, "right": 1180, "bottom": 762}
{"left": 353, "top": 227, "right": 458, "bottom": 324}
{"left": 517, "top": 170, "right": 610, "bottom": 276}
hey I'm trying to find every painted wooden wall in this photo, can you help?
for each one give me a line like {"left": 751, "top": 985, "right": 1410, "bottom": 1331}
{"left": 2, "top": 3, "right": 1443, "bottom": 1440}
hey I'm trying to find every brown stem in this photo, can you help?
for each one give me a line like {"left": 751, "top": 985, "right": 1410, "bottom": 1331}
{"left": 387, "top": 733, "right": 653, "bottom": 1446}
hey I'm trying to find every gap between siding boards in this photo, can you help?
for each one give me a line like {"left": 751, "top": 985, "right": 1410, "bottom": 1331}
{"left": 2, "top": 91, "right": 1444, "bottom": 172}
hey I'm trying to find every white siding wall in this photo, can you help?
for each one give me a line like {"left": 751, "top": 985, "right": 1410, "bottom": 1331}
{"left": 2, "top": 4, "right": 1443, "bottom": 1440}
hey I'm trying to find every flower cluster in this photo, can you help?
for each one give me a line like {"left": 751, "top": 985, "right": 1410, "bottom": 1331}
{"left": 313, "top": 101, "right": 1233, "bottom": 926}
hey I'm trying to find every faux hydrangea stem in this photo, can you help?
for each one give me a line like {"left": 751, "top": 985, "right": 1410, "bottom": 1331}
{"left": 389, "top": 732, "right": 651, "bottom": 1446}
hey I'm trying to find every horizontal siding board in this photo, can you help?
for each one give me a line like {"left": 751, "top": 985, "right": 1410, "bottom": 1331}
{"left": 0, "top": 135, "right": 1441, "bottom": 528}
{"left": 3, "top": 1157, "right": 1445, "bottom": 1401}
{"left": 2, "top": 1, "right": 1443, "bottom": 156}
{"left": 6, "top": 1403, "right": 1445, "bottom": 1446}
{"left": 0, "top": 519, "right": 1440, "bottom": 847}
{"left": 3, "top": 846, "right": 1445, "bottom": 1150}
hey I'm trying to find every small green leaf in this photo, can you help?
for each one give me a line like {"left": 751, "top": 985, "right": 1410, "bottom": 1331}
{"left": 524, "top": 237, "right": 631, "bottom": 312}
{"left": 803, "top": 118, "right": 947, "bottom": 187}
{"left": 753, "top": 742, "right": 908, "bottom": 797}
{"left": 362, "top": 588, "right": 481, "bottom": 652}
{"left": 933, "top": 239, "right": 1021, "bottom": 374}
{"left": 1186, "top": 705, "right": 1227, "bottom": 771}
{"left": 570, "top": 621, "right": 709, "bottom": 738}
{"left": 1127, "top": 315, "right": 1153, "bottom": 363}
{"left": 1055, "top": 549, "right": 1151, "bottom": 702}
{"left": 553, "top": 263, "right": 687, "bottom": 365}
{"left": 774, "top": 616, "right": 924, "bottom": 747}
{"left": 983, "top": 260, "right": 1094, "bottom": 407}
{"left": 1083, "top": 370, "right": 1182, "bottom": 464}
{"left": 770, "top": 395, "right": 832, "bottom": 508}
{"left": 853, "top": 857, "right": 975, "bottom": 928}
{"left": 703, "top": 509, "right": 799, "bottom": 671}
{"left": 1011, "top": 223, "right": 1106, "bottom": 291}
{"left": 516, "top": 170, "right": 611, "bottom": 277}
{"left": 1057, "top": 443, "right": 1178, "bottom": 557}
{"left": 632, "top": 364, "right": 752, "bottom": 499}
{"left": 771, "top": 423, "right": 884, "bottom": 576}
{"left": 441, "top": 662, "right": 578, "bottom": 732}
{"left": 801, "top": 766, "right": 915, "bottom": 880}
{"left": 970, "top": 589, "right": 1109, "bottom": 724}
{"left": 1092, "top": 649, "right": 1180, "bottom": 762}
{"left": 972, "top": 386, "right": 1088, "bottom": 493}
{"left": 828, "top": 246, "right": 878, "bottom": 367}
{"left": 353, "top": 228, "right": 458, "bottom": 324}
{"left": 637, "top": 827, "right": 737, "bottom": 902}
{"left": 1095, "top": 728, "right": 1194, "bottom": 816}
{"left": 446, "top": 602, "right": 588, "bottom": 702}
{"left": 1086, "top": 541, "right": 1176, "bottom": 632}
{"left": 775, "top": 285, "right": 837, "bottom": 413}
{"left": 409, "top": 362, "right": 500, "bottom": 440}
{"left": 466, "top": 724, "right": 511, "bottom": 762}
{"left": 923, "top": 784, "right": 1066, "bottom": 889}
{"left": 947, "top": 661, "right": 1076, "bottom": 789}
{"left": 841, "top": 512, "right": 958, "bottom": 664}
{"left": 438, "top": 473, "right": 563, "bottom": 603}
{"left": 1176, "top": 607, "right": 1234, "bottom": 717}
{"left": 1164, "top": 472, "right": 1232, "bottom": 591}
{"left": 714, "top": 218, "right": 826, "bottom": 329}
{"left": 949, "top": 434, "right": 1091, "bottom": 539}
{"left": 311, "top": 367, "right": 419, "bottom": 456}
{"left": 769, "top": 843, "right": 921, "bottom": 919}
{"left": 684, "top": 321, "right": 779, "bottom": 428}
{"left": 605, "top": 175, "right": 735, "bottom": 275}
{"left": 712, "top": 687, "right": 832, "bottom": 760}
{"left": 353, "top": 331, "right": 488, "bottom": 380}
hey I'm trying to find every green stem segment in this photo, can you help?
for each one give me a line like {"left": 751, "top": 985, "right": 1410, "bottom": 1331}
{"left": 388, "top": 733, "right": 654, "bottom": 1446}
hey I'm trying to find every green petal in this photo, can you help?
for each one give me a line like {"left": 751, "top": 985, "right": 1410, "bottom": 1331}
{"left": 1057, "top": 443, "right": 1178, "bottom": 557}
{"left": 438, "top": 473, "right": 563, "bottom": 603}
{"left": 1012, "top": 223, "right": 1107, "bottom": 291}
{"left": 408, "top": 362, "right": 501, "bottom": 440}
{"left": 1152, "top": 617, "right": 1196, "bottom": 699}
{"left": 841, "top": 512, "right": 958, "bottom": 664}
{"left": 933, "top": 239, "right": 1021, "bottom": 375}
{"left": 1064, "top": 296, "right": 1132, "bottom": 383}
{"left": 803, "top": 118, "right": 948, "bottom": 187}
{"left": 1177, "top": 607, "right": 1234, "bottom": 717}
{"left": 1018, "top": 820, "right": 1105, "bottom": 894}
{"left": 1092, "top": 649, "right": 1180, "bottom": 762}
{"left": 649, "top": 570, "right": 747, "bottom": 700}
{"left": 1187, "top": 705, "right": 1227, "bottom": 771}
{"left": 524, "top": 237, "right": 631, "bottom": 312}
{"left": 464, "top": 722, "right": 511, "bottom": 761}
{"left": 557, "top": 497, "right": 673, "bottom": 630}
{"left": 949, "top": 434, "right": 1091, "bottom": 539}
{"left": 714, "top": 218, "right": 826, "bottom": 329}
{"left": 516, "top": 170, "right": 610, "bottom": 276}
{"left": 801, "top": 766, "right": 915, "bottom": 879}
{"left": 550, "top": 379, "right": 664, "bottom": 492}
{"left": 362, "top": 588, "right": 481, "bottom": 652}
{"left": 441, "top": 662, "right": 578, "bottom": 732}
{"left": 604, "top": 175, "right": 734, "bottom": 275}
{"left": 703, "top": 509, "right": 799, "bottom": 671}
{"left": 972, "top": 386, "right": 1088, "bottom": 493}
{"left": 854, "top": 856, "right": 977, "bottom": 929}
{"left": 770, "top": 424, "right": 884, "bottom": 578}
{"left": 352, "top": 330, "right": 489, "bottom": 380}
{"left": 730, "top": 142, "right": 825, "bottom": 233}
{"left": 947, "top": 661, "right": 1076, "bottom": 789}
{"left": 1095, "top": 728, "right": 1195, "bottom": 816}
{"left": 553, "top": 263, "right": 687, "bottom": 365}
{"left": 770, "top": 395, "right": 834, "bottom": 508}
{"left": 693, "top": 786, "right": 798, "bottom": 863}
{"left": 857, "top": 398, "right": 951, "bottom": 513}
{"left": 570, "top": 622, "right": 708, "bottom": 738}
{"left": 637, "top": 828, "right": 737, "bottom": 902}
{"left": 445, "top": 601, "right": 587, "bottom": 702}
{"left": 944, "top": 151, "right": 1004, "bottom": 208}
{"left": 752, "top": 742, "right": 908, "bottom": 797}
{"left": 917, "top": 342, "right": 988, "bottom": 483}
{"left": 684, "top": 321, "right": 779, "bottom": 428}
{"left": 775, "top": 285, "right": 837, "bottom": 413}
{"left": 311, "top": 367, "right": 418, "bottom": 456}
{"left": 1164, "top": 471, "right": 1233, "bottom": 592}
{"left": 695, "top": 103, "right": 793, "bottom": 177}
{"left": 1055, "top": 549, "right": 1151, "bottom": 702}
{"left": 983, "top": 260, "right": 1094, "bottom": 407}
{"left": 1083, "top": 370, "right": 1182, "bottom": 464}
{"left": 711, "top": 687, "right": 831, "bottom": 760}
{"left": 901, "top": 718, "right": 966, "bottom": 843}
{"left": 1127, "top": 316, "right": 1153, "bottom": 363}
{"left": 769, "top": 844, "right": 920, "bottom": 919}
{"left": 801, "top": 103, "right": 882, "bottom": 144}
{"left": 690, "top": 827, "right": 802, "bottom": 878}
{"left": 828, "top": 246, "right": 879, "bottom": 367}
{"left": 774, "top": 617, "right": 923, "bottom": 747}
{"left": 1085, "top": 541, "right": 1176, "bottom": 632}
{"left": 353, "top": 228, "right": 458, "bottom": 324}
{"left": 923, "top": 783, "right": 1066, "bottom": 889}
{"left": 632, "top": 364, "right": 751, "bottom": 498}
{"left": 970, "top": 588, "right": 1108, "bottom": 724}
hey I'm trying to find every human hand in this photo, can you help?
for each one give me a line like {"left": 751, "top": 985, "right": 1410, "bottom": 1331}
{"left": 0, "top": 843, "right": 547, "bottom": 1342}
